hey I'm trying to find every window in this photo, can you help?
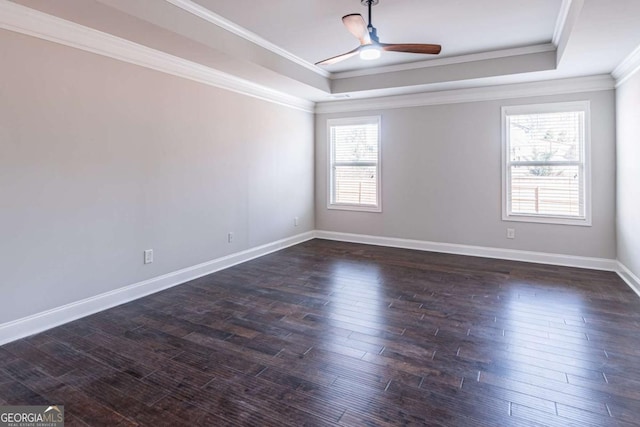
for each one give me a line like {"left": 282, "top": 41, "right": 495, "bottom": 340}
{"left": 328, "top": 116, "right": 381, "bottom": 212}
{"left": 502, "top": 101, "right": 591, "bottom": 226}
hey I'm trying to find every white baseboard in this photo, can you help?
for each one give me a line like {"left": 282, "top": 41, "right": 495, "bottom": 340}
{"left": 314, "top": 230, "right": 619, "bottom": 271}
{"left": 0, "top": 231, "right": 314, "bottom": 346}
{"left": 1, "top": 230, "right": 634, "bottom": 346}
{"left": 617, "top": 262, "right": 640, "bottom": 298}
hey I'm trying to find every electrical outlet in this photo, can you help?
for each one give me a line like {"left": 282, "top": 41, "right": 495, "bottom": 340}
{"left": 228, "top": 232, "right": 234, "bottom": 243}
{"left": 294, "top": 217, "right": 299, "bottom": 227}
{"left": 144, "top": 249, "right": 153, "bottom": 264}
{"left": 506, "top": 228, "right": 515, "bottom": 239}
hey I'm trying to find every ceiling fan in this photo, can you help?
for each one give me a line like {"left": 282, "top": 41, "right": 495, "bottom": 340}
{"left": 316, "top": 0, "right": 442, "bottom": 66}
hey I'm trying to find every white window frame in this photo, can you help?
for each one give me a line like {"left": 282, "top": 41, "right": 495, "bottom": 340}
{"left": 327, "top": 116, "right": 382, "bottom": 212}
{"left": 501, "top": 101, "right": 591, "bottom": 226}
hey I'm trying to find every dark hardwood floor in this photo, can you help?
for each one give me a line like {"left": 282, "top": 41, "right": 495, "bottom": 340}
{"left": 1, "top": 239, "right": 640, "bottom": 426}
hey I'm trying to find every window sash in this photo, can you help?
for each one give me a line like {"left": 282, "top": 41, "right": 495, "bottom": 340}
{"left": 507, "top": 164, "right": 585, "bottom": 218}
{"left": 508, "top": 160, "right": 581, "bottom": 167}
{"left": 328, "top": 116, "right": 381, "bottom": 212}
{"left": 333, "top": 162, "right": 378, "bottom": 167}
{"left": 502, "top": 102, "right": 591, "bottom": 226}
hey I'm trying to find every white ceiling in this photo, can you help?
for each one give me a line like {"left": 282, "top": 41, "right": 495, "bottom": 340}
{"left": 193, "top": 0, "right": 561, "bottom": 73}
{"left": 6, "top": 0, "right": 640, "bottom": 102}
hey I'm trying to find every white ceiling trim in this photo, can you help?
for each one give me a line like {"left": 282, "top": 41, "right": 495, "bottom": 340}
{"left": 315, "top": 75, "right": 614, "bottom": 114}
{"left": 552, "top": 0, "right": 573, "bottom": 46}
{"left": 331, "top": 44, "right": 556, "bottom": 80}
{"left": 164, "top": 0, "right": 571, "bottom": 83}
{"left": 333, "top": 0, "right": 574, "bottom": 80}
{"left": 612, "top": 43, "right": 640, "bottom": 87}
{"left": 164, "top": 0, "right": 330, "bottom": 78}
{"left": 0, "top": 1, "right": 315, "bottom": 113}
{"left": 553, "top": 0, "right": 584, "bottom": 65}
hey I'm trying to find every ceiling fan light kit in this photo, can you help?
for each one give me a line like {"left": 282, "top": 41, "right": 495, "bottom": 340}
{"left": 360, "top": 45, "right": 381, "bottom": 60}
{"left": 316, "top": 0, "right": 441, "bottom": 66}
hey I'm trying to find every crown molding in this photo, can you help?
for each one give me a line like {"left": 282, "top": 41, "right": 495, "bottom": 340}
{"left": 552, "top": 0, "right": 572, "bottom": 46}
{"left": 164, "top": 0, "right": 330, "bottom": 79}
{"left": 612, "top": 43, "right": 640, "bottom": 87}
{"left": 553, "top": 0, "right": 584, "bottom": 65}
{"left": 315, "top": 75, "right": 615, "bottom": 114}
{"left": 331, "top": 44, "right": 556, "bottom": 80}
{"left": 0, "top": 1, "right": 315, "bottom": 113}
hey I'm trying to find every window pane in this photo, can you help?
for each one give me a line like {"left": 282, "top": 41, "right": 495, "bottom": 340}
{"left": 333, "top": 124, "right": 379, "bottom": 163}
{"left": 329, "top": 116, "right": 380, "bottom": 211}
{"left": 509, "top": 112, "right": 582, "bottom": 162}
{"left": 510, "top": 165, "right": 582, "bottom": 217}
{"left": 334, "top": 166, "right": 378, "bottom": 206}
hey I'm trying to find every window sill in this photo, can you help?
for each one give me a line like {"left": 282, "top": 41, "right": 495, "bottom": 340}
{"left": 503, "top": 214, "right": 591, "bottom": 227}
{"left": 328, "top": 204, "right": 382, "bottom": 213}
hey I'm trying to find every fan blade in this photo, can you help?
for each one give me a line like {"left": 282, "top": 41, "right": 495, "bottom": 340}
{"left": 315, "top": 46, "right": 361, "bottom": 66}
{"left": 342, "top": 14, "right": 371, "bottom": 45}
{"left": 380, "top": 43, "right": 441, "bottom": 55}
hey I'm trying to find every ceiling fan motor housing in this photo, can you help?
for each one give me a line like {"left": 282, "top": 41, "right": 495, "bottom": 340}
{"left": 368, "top": 26, "right": 379, "bottom": 43}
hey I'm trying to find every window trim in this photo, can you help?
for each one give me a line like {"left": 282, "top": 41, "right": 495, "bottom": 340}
{"left": 501, "top": 101, "right": 592, "bottom": 226}
{"left": 327, "top": 116, "right": 382, "bottom": 212}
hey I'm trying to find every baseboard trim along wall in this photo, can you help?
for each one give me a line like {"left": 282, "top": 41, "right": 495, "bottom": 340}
{"left": 0, "top": 231, "right": 315, "bottom": 346}
{"left": 314, "top": 230, "right": 619, "bottom": 271}
{"left": 1, "top": 230, "right": 634, "bottom": 346}
{"left": 617, "top": 262, "right": 640, "bottom": 298}
{"left": 314, "top": 230, "right": 640, "bottom": 298}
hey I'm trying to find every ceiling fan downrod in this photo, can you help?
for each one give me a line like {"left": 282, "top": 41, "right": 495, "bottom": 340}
{"left": 362, "top": 0, "right": 380, "bottom": 43}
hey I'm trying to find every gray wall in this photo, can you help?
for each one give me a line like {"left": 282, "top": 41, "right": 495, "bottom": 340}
{"left": 616, "top": 72, "right": 640, "bottom": 278}
{"left": 316, "top": 91, "right": 616, "bottom": 258}
{"left": 0, "top": 30, "right": 314, "bottom": 324}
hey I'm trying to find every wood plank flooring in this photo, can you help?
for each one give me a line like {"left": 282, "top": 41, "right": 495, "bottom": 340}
{"left": 1, "top": 239, "right": 639, "bottom": 426}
